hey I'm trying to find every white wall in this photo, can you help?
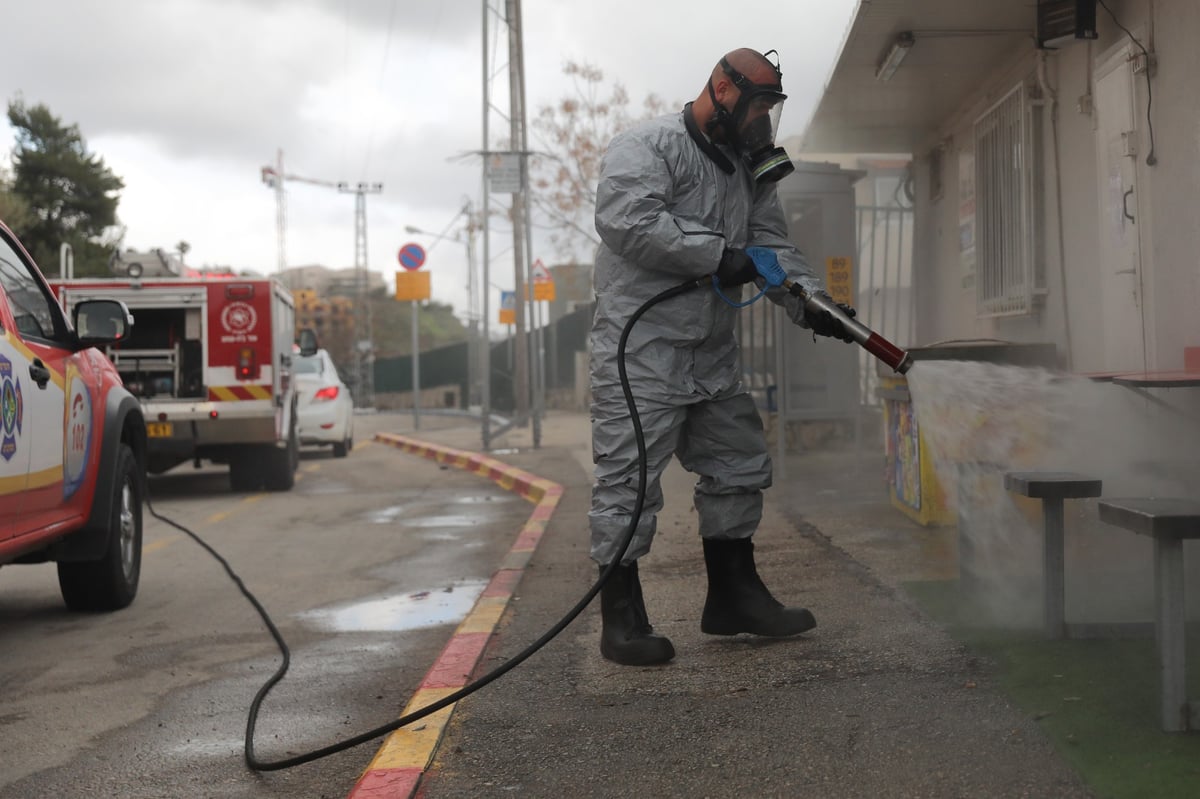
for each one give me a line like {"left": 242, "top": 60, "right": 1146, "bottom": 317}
{"left": 1141, "top": 0, "right": 1200, "bottom": 369}
{"left": 908, "top": 0, "right": 1197, "bottom": 372}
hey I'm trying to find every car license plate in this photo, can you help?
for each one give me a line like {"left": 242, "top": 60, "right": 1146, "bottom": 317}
{"left": 146, "top": 422, "right": 173, "bottom": 438}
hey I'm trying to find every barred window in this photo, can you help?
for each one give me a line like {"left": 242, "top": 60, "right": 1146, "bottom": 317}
{"left": 974, "top": 83, "right": 1044, "bottom": 316}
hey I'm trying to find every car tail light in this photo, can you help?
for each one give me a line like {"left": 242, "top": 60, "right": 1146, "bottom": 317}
{"left": 313, "top": 385, "right": 339, "bottom": 402}
{"left": 237, "top": 347, "right": 259, "bottom": 380}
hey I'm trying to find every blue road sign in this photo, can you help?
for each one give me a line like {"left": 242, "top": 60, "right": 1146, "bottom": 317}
{"left": 398, "top": 243, "right": 427, "bottom": 271}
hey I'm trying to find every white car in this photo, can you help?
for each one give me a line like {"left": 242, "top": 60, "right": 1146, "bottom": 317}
{"left": 293, "top": 349, "right": 354, "bottom": 457}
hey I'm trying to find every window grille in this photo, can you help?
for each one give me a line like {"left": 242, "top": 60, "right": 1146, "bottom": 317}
{"left": 974, "top": 83, "right": 1044, "bottom": 316}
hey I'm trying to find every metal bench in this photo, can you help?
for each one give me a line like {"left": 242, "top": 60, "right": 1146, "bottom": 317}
{"left": 1003, "top": 472, "right": 1102, "bottom": 639}
{"left": 1098, "top": 498, "right": 1200, "bottom": 732}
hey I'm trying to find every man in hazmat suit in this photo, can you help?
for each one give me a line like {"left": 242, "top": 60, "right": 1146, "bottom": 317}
{"left": 589, "top": 48, "right": 857, "bottom": 666}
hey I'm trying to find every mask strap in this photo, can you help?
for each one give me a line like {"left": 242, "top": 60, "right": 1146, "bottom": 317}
{"left": 683, "top": 102, "right": 735, "bottom": 175}
{"left": 704, "top": 80, "right": 733, "bottom": 138}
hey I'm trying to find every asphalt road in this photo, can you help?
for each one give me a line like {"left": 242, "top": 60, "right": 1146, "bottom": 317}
{"left": 0, "top": 412, "right": 528, "bottom": 799}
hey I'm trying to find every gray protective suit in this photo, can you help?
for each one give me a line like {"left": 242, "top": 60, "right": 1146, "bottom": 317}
{"left": 589, "top": 107, "right": 823, "bottom": 566}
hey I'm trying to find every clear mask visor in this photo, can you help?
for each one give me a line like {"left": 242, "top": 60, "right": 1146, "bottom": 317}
{"left": 738, "top": 96, "right": 785, "bottom": 153}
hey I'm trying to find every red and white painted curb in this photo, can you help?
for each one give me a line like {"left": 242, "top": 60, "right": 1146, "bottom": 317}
{"left": 347, "top": 433, "right": 564, "bottom": 799}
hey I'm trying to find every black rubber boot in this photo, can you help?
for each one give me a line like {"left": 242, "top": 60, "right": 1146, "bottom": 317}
{"left": 700, "top": 538, "right": 817, "bottom": 637}
{"left": 599, "top": 561, "right": 675, "bottom": 666}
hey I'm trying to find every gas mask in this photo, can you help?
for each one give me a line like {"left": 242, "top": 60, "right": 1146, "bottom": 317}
{"left": 706, "top": 50, "right": 795, "bottom": 184}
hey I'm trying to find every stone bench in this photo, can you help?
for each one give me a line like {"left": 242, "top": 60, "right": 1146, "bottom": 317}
{"left": 1098, "top": 498, "right": 1200, "bottom": 732}
{"left": 1003, "top": 472, "right": 1103, "bottom": 639}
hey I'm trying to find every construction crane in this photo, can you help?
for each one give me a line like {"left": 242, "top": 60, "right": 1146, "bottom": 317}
{"left": 260, "top": 149, "right": 383, "bottom": 408}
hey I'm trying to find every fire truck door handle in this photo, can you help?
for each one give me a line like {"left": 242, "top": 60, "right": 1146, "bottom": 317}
{"left": 29, "top": 358, "right": 50, "bottom": 389}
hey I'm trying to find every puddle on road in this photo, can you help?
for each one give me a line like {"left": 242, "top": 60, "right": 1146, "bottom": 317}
{"left": 423, "top": 532, "right": 485, "bottom": 546}
{"left": 401, "top": 514, "right": 487, "bottom": 529}
{"left": 300, "top": 579, "right": 490, "bottom": 632}
{"left": 453, "top": 494, "right": 516, "bottom": 505}
{"left": 366, "top": 508, "right": 509, "bottom": 527}
{"left": 367, "top": 505, "right": 407, "bottom": 524}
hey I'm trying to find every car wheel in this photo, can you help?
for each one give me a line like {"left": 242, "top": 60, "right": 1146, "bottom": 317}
{"left": 333, "top": 435, "right": 350, "bottom": 458}
{"left": 57, "top": 443, "right": 142, "bottom": 612}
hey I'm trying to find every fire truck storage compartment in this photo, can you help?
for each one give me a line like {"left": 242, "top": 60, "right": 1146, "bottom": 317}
{"left": 109, "top": 306, "right": 205, "bottom": 399}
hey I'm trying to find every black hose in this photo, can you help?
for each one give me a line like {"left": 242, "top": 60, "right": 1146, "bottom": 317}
{"left": 152, "top": 277, "right": 704, "bottom": 772}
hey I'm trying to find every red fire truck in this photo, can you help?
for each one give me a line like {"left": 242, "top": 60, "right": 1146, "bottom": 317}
{"left": 52, "top": 268, "right": 304, "bottom": 492}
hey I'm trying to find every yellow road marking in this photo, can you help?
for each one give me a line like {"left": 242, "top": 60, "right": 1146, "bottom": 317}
{"left": 204, "top": 493, "right": 263, "bottom": 525}
{"left": 142, "top": 536, "right": 178, "bottom": 555}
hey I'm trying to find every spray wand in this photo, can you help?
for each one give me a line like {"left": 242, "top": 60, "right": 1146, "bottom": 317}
{"left": 737, "top": 246, "right": 914, "bottom": 375}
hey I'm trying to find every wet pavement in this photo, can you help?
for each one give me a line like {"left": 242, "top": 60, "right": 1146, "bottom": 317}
{"left": 0, "top": 415, "right": 533, "bottom": 799}
{"left": 361, "top": 410, "right": 1093, "bottom": 799}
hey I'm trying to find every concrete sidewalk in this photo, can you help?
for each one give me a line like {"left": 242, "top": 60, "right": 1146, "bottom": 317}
{"left": 378, "top": 410, "right": 1092, "bottom": 798}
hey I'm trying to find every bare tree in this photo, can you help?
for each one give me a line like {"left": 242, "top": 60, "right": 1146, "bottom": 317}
{"left": 528, "top": 61, "right": 668, "bottom": 261}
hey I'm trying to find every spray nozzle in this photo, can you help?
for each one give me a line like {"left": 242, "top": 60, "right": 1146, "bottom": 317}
{"left": 744, "top": 246, "right": 788, "bottom": 288}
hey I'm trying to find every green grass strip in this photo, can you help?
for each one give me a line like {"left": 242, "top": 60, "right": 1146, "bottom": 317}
{"left": 905, "top": 580, "right": 1200, "bottom": 798}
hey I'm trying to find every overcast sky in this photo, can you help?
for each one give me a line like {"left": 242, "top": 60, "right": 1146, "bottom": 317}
{"left": 2, "top": 0, "right": 857, "bottom": 331}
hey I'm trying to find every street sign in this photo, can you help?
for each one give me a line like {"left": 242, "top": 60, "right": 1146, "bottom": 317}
{"left": 395, "top": 270, "right": 431, "bottom": 301}
{"left": 398, "top": 242, "right": 427, "bottom": 271}
{"left": 499, "top": 290, "right": 516, "bottom": 325}
{"left": 487, "top": 152, "right": 524, "bottom": 193}
{"left": 529, "top": 258, "right": 555, "bottom": 301}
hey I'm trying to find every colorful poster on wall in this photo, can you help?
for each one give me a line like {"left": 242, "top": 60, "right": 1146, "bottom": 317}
{"left": 958, "top": 150, "right": 976, "bottom": 290}
{"left": 885, "top": 397, "right": 921, "bottom": 511}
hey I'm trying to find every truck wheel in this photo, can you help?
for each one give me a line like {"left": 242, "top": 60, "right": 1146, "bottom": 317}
{"left": 57, "top": 443, "right": 142, "bottom": 612}
{"left": 264, "top": 417, "right": 297, "bottom": 491}
{"left": 230, "top": 451, "right": 263, "bottom": 492}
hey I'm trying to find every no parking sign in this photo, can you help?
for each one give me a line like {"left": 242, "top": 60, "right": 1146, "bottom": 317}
{"left": 398, "top": 243, "right": 426, "bottom": 271}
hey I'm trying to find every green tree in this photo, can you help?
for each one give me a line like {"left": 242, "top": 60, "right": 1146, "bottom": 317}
{"left": 7, "top": 100, "right": 124, "bottom": 276}
{"left": 528, "top": 61, "right": 668, "bottom": 260}
{"left": 0, "top": 167, "right": 35, "bottom": 236}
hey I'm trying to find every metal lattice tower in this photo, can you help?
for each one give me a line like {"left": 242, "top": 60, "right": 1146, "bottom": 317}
{"left": 340, "top": 182, "right": 383, "bottom": 408}
{"left": 261, "top": 154, "right": 383, "bottom": 407}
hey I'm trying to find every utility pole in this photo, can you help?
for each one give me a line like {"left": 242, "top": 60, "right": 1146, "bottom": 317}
{"left": 481, "top": 0, "right": 493, "bottom": 450}
{"left": 505, "top": 0, "right": 531, "bottom": 433}
{"left": 507, "top": 0, "right": 541, "bottom": 448}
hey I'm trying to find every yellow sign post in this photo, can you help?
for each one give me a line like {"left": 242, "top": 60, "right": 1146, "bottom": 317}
{"left": 394, "top": 271, "right": 431, "bottom": 302}
{"left": 499, "top": 290, "right": 515, "bottom": 325}
{"left": 529, "top": 258, "right": 555, "bottom": 301}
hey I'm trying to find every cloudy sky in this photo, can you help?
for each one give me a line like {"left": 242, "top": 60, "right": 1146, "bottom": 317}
{"left": 2, "top": 0, "right": 857, "bottom": 331}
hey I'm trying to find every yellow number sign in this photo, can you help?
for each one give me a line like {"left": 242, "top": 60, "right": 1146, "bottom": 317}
{"left": 825, "top": 256, "right": 854, "bottom": 305}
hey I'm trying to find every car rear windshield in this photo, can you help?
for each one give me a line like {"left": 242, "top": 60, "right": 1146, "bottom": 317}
{"left": 293, "top": 355, "right": 325, "bottom": 375}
